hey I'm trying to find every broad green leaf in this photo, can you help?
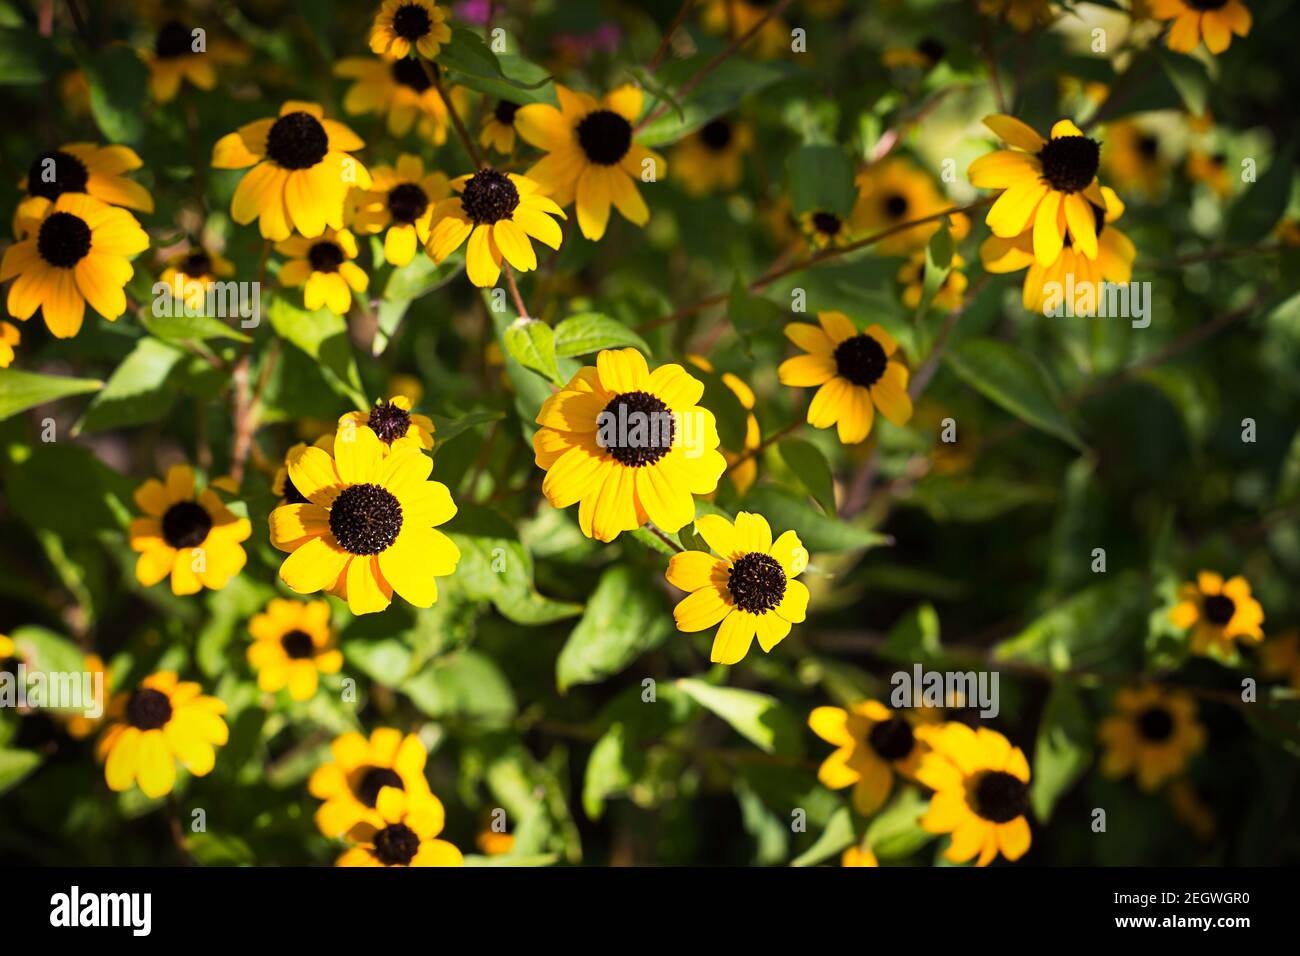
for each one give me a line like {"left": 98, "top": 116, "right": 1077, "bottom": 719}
{"left": 865, "top": 787, "right": 934, "bottom": 859}
{"left": 778, "top": 438, "right": 836, "bottom": 514}
{"left": 790, "top": 806, "right": 854, "bottom": 867}
{"left": 82, "top": 45, "right": 149, "bottom": 144}
{"left": 881, "top": 603, "right": 941, "bottom": 663}
{"left": 1031, "top": 680, "right": 1093, "bottom": 821}
{"left": 76, "top": 338, "right": 183, "bottom": 434}
{"left": 742, "top": 487, "right": 890, "bottom": 553}
{"left": 582, "top": 724, "right": 635, "bottom": 819}
{"left": 428, "top": 410, "right": 505, "bottom": 449}
{"left": 402, "top": 650, "right": 516, "bottom": 721}
{"left": 438, "top": 27, "right": 551, "bottom": 92}
{"left": 638, "top": 57, "right": 787, "bottom": 148}
{"left": 994, "top": 573, "right": 1145, "bottom": 670}
{"left": 1227, "top": 139, "right": 1297, "bottom": 244}
{"left": 142, "top": 311, "right": 250, "bottom": 343}
{"left": 266, "top": 295, "right": 366, "bottom": 407}
{"left": 1153, "top": 48, "right": 1209, "bottom": 116}
{"left": 0, "top": 369, "right": 103, "bottom": 422}
{"left": 0, "top": 749, "right": 41, "bottom": 795}
{"left": 915, "top": 222, "right": 954, "bottom": 316}
{"left": 556, "top": 565, "right": 672, "bottom": 692}
{"left": 727, "top": 277, "right": 786, "bottom": 343}
{"left": 0, "top": 27, "right": 56, "bottom": 84}
{"left": 553, "top": 312, "right": 650, "bottom": 357}
{"left": 187, "top": 832, "right": 255, "bottom": 866}
{"left": 677, "top": 678, "right": 803, "bottom": 755}
{"left": 449, "top": 52, "right": 554, "bottom": 104}
{"left": 4, "top": 443, "right": 135, "bottom": 539}
{"left": 785, "top": 144, "right": 857, "bottom": 218}
{"left": 503, "top": 317, "right": 562, "bottom": 385}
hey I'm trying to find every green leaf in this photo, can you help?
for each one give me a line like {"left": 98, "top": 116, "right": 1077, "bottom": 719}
{"left": 4, "top": 443, "right": 135, "bottom": 540}
{"left": 449, "top": 52, "right": 554, "bottom": 104}
{"left": 677, "top": 678, "right": 803, "bottom": 755}
{"left": 187, "top": 832, "right": 255, "bottom": 866}
{"left": 790, "top": 806, "right": 855, "bottom": 867}
{"left": 582, "top": 724, "right": 635, "bottom": 819}
{"left": 0, "top": 749, "right": 41, "bottom": 795}
{"left": 556, "top": 565, "right": 672, "bottom": 692}
{"left": 142, "top": 311, "right": 250, "bottom": 344}
{"left": 402, "top": 650, "right": 516, "bottom": 721}
{"left": 994, "top": 573, "right": 1145, "bottom": 670}
{"left": 438, "top": 26, "right": 551, "bottom": 92}
{"left": 881, "top": 603, "right": 941, "bottom": 663}
{"left": 552, "top": 312, "right": 650, "bottom": 357}
{"left": 742, "top": 487, "right": 890, "bottom": 553}
{"left": 785, "top": 144, "right": 857, "bottom": 218}
{"left": 266, "top": 295, "right": 366, "bottom": 407}
{"left": 915, "top": 222, "right": 954, "bottom": 316}
{"left": 0, "top": 369, "right": 103, "bottom": 421}
{"left": 946, "top": 338, "right": 1085, "bottom": 450}
{"left": 638, "top": 56, "right": 787, "bottom": 148}
{"left": 1153, "top": 48, "right": 1209, "bottom": 116}
{"left": 865, "top": 787, "right": 934, "bottom": 859}
{"left": 1227, "top": 139, "right": 1297, "bottom": 244}
{"left": 778, "top": 438, "right": 836, "bottom": 515}
{"left": 503, "top": 318, "right": 562, "bottom": 385}
{"left": 0, "top": 27, "right": 56, "bottom": 85}
{"left": 76, "top": 338, "right": 184, "bottom": 434}
{"left": 727, "top": 277, "right": 786, "bottom": 343}
{"left": 428, "top": 410, "right": 505, "bottom": 449}
{"left": 1030, "top": 680, "right": 1093, "bottom": 821}
{"left": 82, "top": 45, "right": 149, "bottom": 144}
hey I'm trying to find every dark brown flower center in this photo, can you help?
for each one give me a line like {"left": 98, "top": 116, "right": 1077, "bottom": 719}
{"left": 182, "top": 251, "right": 213, "bottom": 277}
{"left": 387, "top": 182, "right": 429, "bottom": 224}
{"left": 883, "top": 192, "right": 909, "bottom": 219}
{"left": 494, "top": 100, "right": 520, "bottom": 124}
{"left": 127, "top": 688, "right": 173, "bottom": 731}
{"left": 1183, "top": 0, "right": 1227, "bottom": 9}
{"left": 700, "top": 118, "right": 733, "bottom": 151}
{"left": 372, "top": 822, "right": 420, "bottom": 865}
{"left": 36, "top": 211, "right": 92, "bottom": 268}
{"left": 329, "top": 483, "right": 403, "bottom": 555}
{"left": 460, "top": 168, "right": 520, "bottom": 225}
{"left": 391, "top": 57, "right": 432, "bottom": 92}
{"left": 1136, "top": 706, "right": 1174, "bottom": 742}
{"left": 356, "top": 766, "right": 404, "bottom": 808}
{"left": 154, "top": 20, "right": 193, "bottom": 59}
{"left": 392, "top": 2, "right": 433, "bottom": 40}
{"left": 367, "top": 400, "right": 412, "bottom": 443}
{"left": 1136, "top": 134, "right": 1159, "bottom": 159}
{"left": 597, "top": 391, "right": 674, "bottom": 467}
{"left": 280, "top": 629, "right": 315, "bottom": 660}
{"left": 917, "top": 37, "right": 946, "bottom": 64}
{"left": 833, "top": 333, "right": 888, "bottom": 388}
{"left": 812, "top": 211, "right": 843, "bottom": 236}
{"left": 1038, "top": 134, "right": 1100, "bottom": 194}
{"left": 1203, "top": 593, "right": 1235, "bottom": 625}
{"left": 868, "top": 717, "right": 915, "bottom": 761}
{"left": 308, "top": 241, "right": 345, "bottom": 273}
{"left": 27, "top": 150, "right": 89, "bottom": 200}
{"left": 972, "top": 770, "right": 1029, "bottom": 824}
{"left": 727, "top": 552, "right": 787, "bottom": 614}
{"left": 161, "top": 500, "right": 213, "bottom": 549}
{"left": 265, "top": 111, "right": 329, "bottom": 170}
{"left": 576, "top": 109, "right": 633, "bottom": 165}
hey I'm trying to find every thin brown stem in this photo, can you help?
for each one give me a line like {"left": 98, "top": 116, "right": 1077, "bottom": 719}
{"left": 502, "top": 264, "right": 531, "bottom": 319}
{"left": 724, "top": 420, "right": 800, "bottom": 476}
{"left": 647, "top": 0, "right": 697, "bottom": 71}
{"left": 425, "top": 62, "right": 485, "bottom": 169}
{"left": 644, "top": 522, "right": 686, "bottom": 553}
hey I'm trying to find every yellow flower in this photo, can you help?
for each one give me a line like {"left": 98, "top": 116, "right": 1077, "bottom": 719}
{"left": 334, "top": 56, "right": 462, "bottom": 142}
{"left": 142, "top": 19, "right": 246, "bottom": 102}
{"left": 667, "top": 512, "right": 809, "bottom": 665}
{"left": 0, "top": 321, "right": 19, "bottom": 367}
{"left": 387, "top": 373, "right": 424, "bottom": 404}
{"left": 980, "top": 185, "right": 1136, "bottom": 312}
{"left": 1186, "top": 150, "right": 1232, "bottom": 198}
{"left": 275, "top": 227, "right": 368, "bottom": 315}
{"left": 897, "top": 250, "right": 968, "bottom": 310}
{"left": 532, "top": 348, "right": 726, "bottom": 542}
{"left": 63, "top": 653, "right": 109, "bottom": 740}
{"left": 159, "top": 244, "right": 236, "bottom": 311}
{"left": 274, "top": 437, "right": 331, "bottom": 506}
{"left": 351, "top": 155, "right": 450, "bottom": 266}
{"left": 916, "top": 723, "right": 1032, "bottom": 866}
{"left": 97, "top": 671, "right": 228, "bottom": 799}
{"left": 129, "top": 463, "right": 252, "bottom": 595}
{"left": 670, "top": 118, "right": 753, "bottom": 196}
{"left": 809, "top": 700, "right": 926, "bottom": 815}
{"left": 778, "top": 312, "right": 913, "bottom": 444}
{"left": 1102, "top": 119, "right": 1167, "bottom": 197}
{"left": 685, "top": 354, "right": 760, "bottom": 495}
{"left": 309, "top": 727, "right": 442, "bottom": 837}
{"left": 799, "top": 208, "right": 855, "bottom": 250}
{"left": 337, "top": 787, "right": 464, "bottom": 867}
{"left": 426, "top": 169, "right": 566, "bottom": 287}
{"left": 977, "top": 0, "right": 1055, "bottom": 31}
{"left": 841, "top": 845, "right": 879, "bottom": 867}
{"left": 700, "top": 0, "right": 791, "bottom": 59}
{"left": 211, "top": 101, "right": 370, "bottom": 241}
{"left": 1259, "top": 630, "right": 1300, "bottom": 691}
{"left": 269, "top": 426, "right": 460, "bottom": 614}
{"left": 15, "top": 143, "right": 154, "bottom": 222}
{"left": 848, "top": 157, "right": 951, "bottom": 256}
{"left": 480, "top": 100, "right": 522, "bottom": 154}
{"left": 368, "top": 0, "right": 452, "bottom": 60}
{"left": 1152, "top": 0, "right": 1251, "bottom": 54}
{"left": 247, "top": 598, "right": 343, "bottom": 701}
{"left": 477, "top": 827, "right": 516, "bottom": 855}
{"left": 1098, "top": 685, "right": 1205, "bottom": 791}
{"left": 968, "top": 114, "right": 1108, "bottom": 267}
{"left": 1168, "top": 570, "right": 1265, "bottom": 656}
{"left": 516, "top": 84, "right": 666, "bottom": 241}
{"left": 2, "top": 194, "right": 148, "bottom": 338}
{"left": 338, "top": 394, "right": 435, "bottom": 455}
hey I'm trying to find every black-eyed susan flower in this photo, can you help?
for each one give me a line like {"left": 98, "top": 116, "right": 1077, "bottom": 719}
{"left": 686, "top": 355, "right": 760, "bottom": 495}
{"left": 980, "top": 185, "right": 1135, "bottom": 313}
{"left": 334, "top": 56, "right": 462, "bottom": 142}
{"left": 1098, "top": 685, "right": 1205, "bottom": 791}
{"left": 809, "top": 700, "right": 925, "bottom": 815}
{"left": 1186, "top": 150, "right": 1232, "bottom": 198}
{"left": 129, "top": 463, "right": 252, "bottom": 595}
{"left": 533, "top": 348, "right": 726, "bottom": 542}
{"left": 841, "top": 845, "right": 880, "bottom": 867}
{"left": 977, "top": 0, "right": 1055, "bottom": 31}
{"left": 800, "top": 208, "right": 855, "bottom": 250}
{"left": 247, "top": 598, "right": 343, "bottom": 701}
{"left": 273, "top": 437, "right": 331, "bottom": 507}
{"left": 268, "top": 426, "right": 460, "bottom": 614}
{"left": 1102, "top": 119, "right": 1167, "bottom": 197}
{"left": 159, "top": 244, "right": 236, "bottom": 311}
{"left": 309, "top": 727, "right": 441, "bottom": 837}
{"left": 63, "top": 653, "right": 108, "bottom": 740}
{"left": 275, "top": 227, "right": 368, "bottom": 315}
{"left": 848, "top": 157, "right": 951, "bottom": 256}
{"left": 352, "top": 154, "right": 450, "bottom": 266}
{"left": 142, "top": 19, "right": 246, "bottom": 102}
{"left": 97, "top": 671, "right": 228, "bottom": 799}
{"left": 1152, "top": 0, "right": 1251, "bottom": 54}
{"left": 916, "top": 723, "right": 1032, "bottom": 866}
{"left": 670, "top": 118, "right": 753, "bottom": 197}
{"left": 369, "top": 0, "right": 452, "bottom": 60}
{"left": 778, "top": 312, "right": 913, "bottom": 444}
{"left": 426, "top": 168, "right": 565, "bottom": 287}
{"left": 480, "top": 100, "right": 522, "bottom": 154}
{"left": 968, "top": 114, "right": 1108, "bottom": 267}
{"left": 211, "top": 101, "right": 370, "bottom": 241}
{"left": 897, "top": 250, "right": 968, "bottom": 311}
{"left": 16, "top": 143, "right": 154, "bottom": 221}
{"left": 1168, "top": 570, "right": 1265, "bottom": 656}
{"left": 0, "top": 321, "right": 19, "bottom": 367}
{"left": 1, "top": 194, "right": 148, "bottom": 338}
{"left": 338, "top": 395, "right": 435, "bottom": 455}
{"left": 1260, "top": 631, "right": 1300, "bottom": 691}
{"left": 667, "top": 512, "right": 809, "bottom": 665}
{"left": 516, "top": 84, "right": 666, "bottom": 241}
{"left": 337, "top": 786, "right": 463, "bottom": 867}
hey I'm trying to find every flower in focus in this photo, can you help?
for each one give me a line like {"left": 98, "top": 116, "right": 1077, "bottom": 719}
{"left": 809, "top": 701, "right": 926, "bottom": 815}
{"left": 269, "top": 426, "right": 460, "bottom": 614}
{"left": 977, "top": 0, "right": 1055, "bottom": 31}
{"left": 916, "top": 723, "right": 1032, "bottom": 866}
{"left": 97, "top": 671, "right": 228, "bottom": 799}
{"left": 337, "top": 787, "right": 464, "bottom": 867}
{"left": 275, "top": 228, "right": 368, "bottom": 315}
{"left": 1168, "top": 570, "right": 1264, "bottom": 656}
{"left": 338, "top": 395, "right": 435, "bottom": 455}
{"left": 778, "top": 312, "right": 913, "bottom": 444}
{"left": 369, "top": 0, "right": 452, "bottom": 60}
{"left": 968, "top": 114, "right": 1107, "bottom": 266}
{"left": 849, "top": 157, "right": 951, "bottom": 256}
{"left": 670, "top": 118, "right": 753, "bottom": 196}
{"left": 211, "top": 101, "right": 370, "bottom": 241}
{"left": 426, "top": 169, "right": 566, "bottom": 287}
{"left": 1152, "top": 0, "right": 1251, "bottom": 54}
{"left": 897, "top": 250, "right": 968, "bottom": 310}
{"left": 480, "top": 100, "right": 522, "bottom": 154}
{"left": 247, "top": 598, "right": 343, "bottom": 701}
{"left": 685, "top": 355, "right": 760, "bottom": 495}
{"left": 0, "top": 321, "right": 19, "bottom": 367}
{"left": 129, "top": 464, "right": 251, "bottom": 595}
{"left": 309, "top": 727, "right": 441, "bottom": 837}
{"left": 667, "top": 512, "right": 809, "bottom": 665}
{"left": 1259, "top": 630, "right": 1300, "bottom": 691}
{"left": 142, "top": 19, "right": 247, "bottom": 102}
{"left": 159, "top": 244, "right": 236, "bottom": 311}
{"left": 334, "top": 56, "right": 462, "bottom": 142}
{"left": 2, "top": 194, "right": 148, "bottom": 338}
{"left": 533, "top": 348, "right": 726, "bottom": 542}
{"left": 516, "top": 84, "right": 665, "bottom": 240}
{"left": 1098, "top": 685, "right": 1205, "bottom": 791}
